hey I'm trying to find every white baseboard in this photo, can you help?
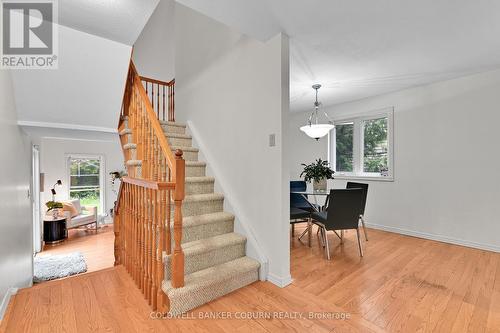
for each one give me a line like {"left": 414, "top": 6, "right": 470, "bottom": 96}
{"left": 267, "top": 273, "right": 293, "bottom": 288}
{"left": 366, "top": 222, "right": 500, "bottom": 253}
{"left": 0, "top": 287, "right": 18, "bottom": 321}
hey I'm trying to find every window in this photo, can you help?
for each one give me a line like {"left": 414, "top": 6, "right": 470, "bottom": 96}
{"left": 335, "top": 122, "right": 354, "bottom": 172}
{"left": 67, "top": 155, "right": 105, "bottom": 214}
{"left": 330, "top": 108, "right": 393, "bottom": 180}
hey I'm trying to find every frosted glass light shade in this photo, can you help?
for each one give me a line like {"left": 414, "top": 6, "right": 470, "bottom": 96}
{"left": 300, "top": 123, "right": 334, "bottom": 139}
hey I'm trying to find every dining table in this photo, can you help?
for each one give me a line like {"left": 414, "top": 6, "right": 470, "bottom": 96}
{"left": 290, "top": 189, "right": 329, "bottom": 246}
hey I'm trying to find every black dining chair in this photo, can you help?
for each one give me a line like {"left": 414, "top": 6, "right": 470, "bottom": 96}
{"left": 311, "top": 188, "right": 365, "bottom": 260}
{"left": 290, "top": 181, "right": 321, "bottom": 212}
{"left": 346, "top": 182, "right": 369, "bottom": 241}
{"left": 290, "top": 207, "right": 311, "bottom": 237}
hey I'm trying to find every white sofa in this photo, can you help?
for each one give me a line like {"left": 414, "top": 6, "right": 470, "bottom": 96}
{"left": 63, "top": 199, "right": 98, "bottom": 231}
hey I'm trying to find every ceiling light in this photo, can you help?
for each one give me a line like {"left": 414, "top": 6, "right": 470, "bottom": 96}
{"left": 300, "top": 84, "right": 334, "bottom": 140}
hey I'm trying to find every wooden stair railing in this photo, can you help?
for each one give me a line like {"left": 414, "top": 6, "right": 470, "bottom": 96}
{"left": 114, "top": 60, "right": 183, "bottom": 312}
{"left": 141, "top": 76, "right": 175, "bottom": 122}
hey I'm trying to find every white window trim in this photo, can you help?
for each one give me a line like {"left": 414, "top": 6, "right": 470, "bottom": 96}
{"left": 66, "top": 154, "right": 106, "bottom": 214}
{"left": 328, "top": 107, "right": 394, "bottom": 182}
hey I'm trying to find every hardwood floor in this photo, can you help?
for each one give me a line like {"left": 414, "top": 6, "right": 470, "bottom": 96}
{"left": 38, "top": 224, "right": 115, "bottom": 274}
{"left": 2, "top": 224, "right": 500, "bottom": 332}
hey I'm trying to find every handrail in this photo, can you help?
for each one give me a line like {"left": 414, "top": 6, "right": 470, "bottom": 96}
{"left": 121, "top": 176, "right": 175, "bottom": 190}
{"left": 115, "top": 59, "right": 184, "bottom": 313}
{"left": 140, "top": 76, "right": 175, "bottom": 86}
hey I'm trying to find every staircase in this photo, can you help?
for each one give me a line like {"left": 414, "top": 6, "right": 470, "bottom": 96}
{"left": 114, "top": 60, "right": 260, "bottom": 315}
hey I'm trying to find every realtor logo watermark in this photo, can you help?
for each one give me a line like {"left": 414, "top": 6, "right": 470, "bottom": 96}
{"left": 1, "top": 0, "right": 58, "bottom": 69}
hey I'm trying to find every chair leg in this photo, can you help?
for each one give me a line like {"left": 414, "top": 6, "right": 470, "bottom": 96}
{"left": 340, "top": 230, "right": 344, "bottom": 244}
{"left": 291, "top": 224, "right": 295, "bottom": 237}
{"left": 318, "top": 227, "right": 325, "bottom": 247}
{"left": 324, "top": 227, "right": 331, "bottom": 260}
{"left": 356, "top": 228, "right": 364, "bottom": 257}
{"left": 360, "top": 215, "right": 368, "bottom": 241}
{"left": 307, "top": 218, "right": 312, "bottom": 247}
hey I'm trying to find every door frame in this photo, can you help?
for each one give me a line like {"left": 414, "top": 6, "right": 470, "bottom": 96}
{"left": 32, "top": 145, "right": 42, "bottom": 254}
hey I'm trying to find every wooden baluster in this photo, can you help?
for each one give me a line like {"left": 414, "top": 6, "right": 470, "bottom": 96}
{"left": 171, "top": 150, "right": 185, "bottom": 288}
{"left": 125, "top": 183, "right": 129, "bottom": 271}
{"left": 171, "top": 82, "right": 175, "bottom": 122}
{"left": 165, "top": 158, "right": 171, "bottom": 254}
{"left": 150, "top": 82, "right": 154, "bottom": 109}
{"left": 151, "top": 189, "right": 158, "bottom": 310}
{"left": 114, "top": 193, "right": 121, "bottom": 266}
{"left": 145, "top": 187, "right": 150, "bottom": 302}
{"left": 162, "top": 85, "right": 166, "bottom": 122}
{"left": 144, "top": 119, "right": 149, "bottom": 180}
{"left": 146, "top": 188, "right": 152, "bottom": 305}
{"left": 157, "top": 188, "right": 167, "bottom": 312}
{"left": 141, "top": 186, "right": 146, "bottom": 294}
{"left": 124, "top": 184, "right": 128, "bottom": 272}
{"left": 156, "top": 83, "right": 160, "bottom": 120}
{"left": 132, "top": 184, "right": 136, "bottom": 282}
{"left": 135, "top": 185, "right": 140, "bottom": 285}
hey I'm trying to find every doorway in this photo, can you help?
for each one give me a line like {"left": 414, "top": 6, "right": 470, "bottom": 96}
{"left": 32, "top": 145, "right": 42, "bottom": 254}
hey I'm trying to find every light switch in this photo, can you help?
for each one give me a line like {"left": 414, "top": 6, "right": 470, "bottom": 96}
{"left": 269, "top": 134, "right": 276, "bottom": 147}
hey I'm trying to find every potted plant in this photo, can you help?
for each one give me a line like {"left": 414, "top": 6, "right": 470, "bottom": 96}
{"left": 46, "top": 201, "right": 63, "bottom": 219}
{"left": 300, "top": 159, "right": 335, "bottom": 191}
{"left": 110, "top": 170, "right": 126, "bottom": 217}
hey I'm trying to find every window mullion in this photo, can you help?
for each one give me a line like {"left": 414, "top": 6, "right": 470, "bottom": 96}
{"left": 353, "top": 119, "right": 362, "bottom": 175}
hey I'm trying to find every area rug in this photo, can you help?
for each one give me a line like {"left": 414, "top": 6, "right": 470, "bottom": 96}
{"left": 34, "top": 252, "right": 87, "bottom": 283}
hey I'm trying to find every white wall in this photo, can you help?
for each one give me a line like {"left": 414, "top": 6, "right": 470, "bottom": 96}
{"left": 0, "top": 70, "right": 32, "bottom": 319}
{"left": 38, "top": 133, "right": 124, "bottom": 220}
{"left": 290, "top": 68, "right": 500, "bottom": 252}
{"left": 175, "top": 4, "right": 291, "bottom": 286}
{"left": 133, "top": 0, "right": 175, "bottom": 81}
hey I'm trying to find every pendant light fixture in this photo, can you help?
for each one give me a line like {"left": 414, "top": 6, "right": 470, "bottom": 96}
{"left": 300, "top": 84, "right": 334, "bottom": 140}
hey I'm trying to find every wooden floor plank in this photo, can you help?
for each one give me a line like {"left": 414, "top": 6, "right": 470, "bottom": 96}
{"left": 3, "top": 225, "right": 500, "bottom": 332}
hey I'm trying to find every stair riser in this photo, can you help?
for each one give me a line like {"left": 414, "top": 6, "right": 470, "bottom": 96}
{"left": 167, "top": 136, "right": 192, "bottom": 147}
{"left": 174, "top": 150, "right": 198, "bottom": 161}
{"left": 162, "top": 125, "right": 186, "bottom": 134}
{"left": 182, "top": 199, "right": 224, "bottom": 217}
{"left": 165, "top": 269, "right": 259, "bottom": 316}
{"left": 164, "top": 241, "right": 245, "bottom": 280}
{"left": 186, "top": 165, "right": 205, "bottom": 177}
{"left": 179, "top": 218, "right": 234, "bottom": 244}
{"left": 186, "top": 181, "right": 214, "bottom": 195}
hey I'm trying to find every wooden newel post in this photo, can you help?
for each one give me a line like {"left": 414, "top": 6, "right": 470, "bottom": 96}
{"left": 171, "top": 149, "right": 185, "bottom": 288}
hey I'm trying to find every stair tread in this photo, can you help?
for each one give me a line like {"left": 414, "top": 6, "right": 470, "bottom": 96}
{"left": 163, "top": 256, "right": 259, "bottom": 291}
{"left": 185, "top": 161, "right": 206, "bottom": 166}
{"left": 126, "top": 160, "right": 142, "bottom": 166}
{"left": 164, "top": 132, "right": 192, "bottom": 139}
{"left": 159, "top": 120, "right": 186, "bottom": 127}
{"left": 163, "top": 233, "right": 245, "bottom": 261}
{"left": 181, "top": 212, "right": 234, "bottom": 227}
{"left": 119, "top": 128, "right": 132, "bottom": 135}
{"left": 185, "top": 176, "right": 215, "bottom": 183}
{"left": 184, "top": 193, "right": 224, "bottom": 202}
{"left": 123, "top": 143, "right": 136, "bottom": 149}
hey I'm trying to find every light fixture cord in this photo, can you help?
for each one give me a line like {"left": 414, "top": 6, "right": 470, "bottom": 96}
{"left": 307, "top": 86, "right": 332, "bottom": 125}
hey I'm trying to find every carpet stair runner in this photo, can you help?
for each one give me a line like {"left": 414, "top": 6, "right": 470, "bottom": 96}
{"left": 120, "top": 118, "right": 260, "bottom": 315}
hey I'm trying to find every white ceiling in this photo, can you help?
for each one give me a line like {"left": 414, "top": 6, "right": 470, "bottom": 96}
{"left": 59, "top": 0, "right": 159, "bottom": 45}
{"left": 177, "top": 0, "right": 500, "bottom": 112}
{"left": 13, "top": 24, "right": 132, "bottom": 130}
